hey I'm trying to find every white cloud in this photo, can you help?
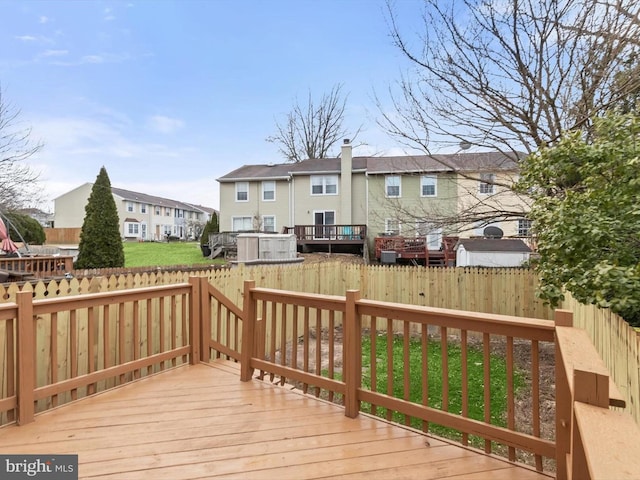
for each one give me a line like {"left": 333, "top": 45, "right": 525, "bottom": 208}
{"left": 40, "top": 49, "right": 68, "bottom": 57}
{"left": 104, "top": 8, "right": 116, "bottom": 21}
{"left": 39, "top": 16, "right": 50, "bottom": 24}
{"left": 15, "top": 35, "right": 37, "bottom": 42}
{"left": 147, "top": 115, "right": 185, "bottom": 134}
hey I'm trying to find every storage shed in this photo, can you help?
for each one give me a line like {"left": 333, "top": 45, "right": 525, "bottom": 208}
{"left": 235, "top": 233, "right": 301, "bottom": 265}
{"left": 455, "top": 238, "right": 531, "bottom": 267}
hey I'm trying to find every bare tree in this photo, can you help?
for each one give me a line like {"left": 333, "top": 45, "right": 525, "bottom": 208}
{"left": 267, "top": 84, "right": 359, "bottom": 162}
{"left": 0, "top": 87, "right": 42, "bottom": 211}
{"left": 373, "top": 0, "right": 639, "bottom": 235}
{"left": 381, "top": 0, "right": 640, "bottom": 154}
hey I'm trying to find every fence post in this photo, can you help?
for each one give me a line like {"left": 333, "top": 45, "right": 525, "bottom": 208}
{"left": 199, "top": 277, "right": 211, "bottom": 363}
{"left": 16, "top": 291, "right": 35, "bottom": 425}
{"left": 344, "top": 289, "right": 361, "bottom": 418}
{"left": 555, "top": 309, "right": 573, "bottom": 327}
{"left": 188, "top": 277, "right": 201, "bottom": 365}
{"left": 240, "top": 280, "right": 256, "bottom": 382}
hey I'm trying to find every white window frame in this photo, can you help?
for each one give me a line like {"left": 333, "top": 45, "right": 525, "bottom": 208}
{"left": 262, "top": 215, "right": 276, "bottom": 233}
{"left": 262, "top": 181, "right": 276, "bottom": 201}
{"left": 385, "top": 218, "right": 401, "bottom": 235}
{"left": 126, "top": 202, "right": 134, "bottom": 212}
{"left": 232, "top": 216, "right": 254, "bottom": 232}
{"left": 236, "top": 182, "right": 249, "bottom": 202}
{"left": 140, "top": 204, "right": 147, "bottom": 214}
{"left": 479, "top": 173, "right": 495, "bottom": 195}
{"left": 385, "top": 175, "right": 401, "bottom": 198}
{"left": 155, "top": 206, "right": 161, "bottom": 216}
{"left": 310, "top": 175, "right": 338, "bottom": 196}
{"left": 420, "top": 175, "right": 437, "bottom": 197}
{"left": 124, "top": 221, "right": 140, "bottom": 237}
{"left": 518, "top": 219, "right": 533, "bottom": 236}
{"left": 165, "top": 207, "right": 171, "bottom": 217}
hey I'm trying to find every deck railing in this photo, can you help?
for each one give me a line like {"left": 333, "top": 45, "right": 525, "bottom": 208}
{"left": 0, "top": 255, "right": 74, "bottom": 279}
{"left": 282, "top": 224, "right": 367, "bottom": 242}
{"left": 0, "top": 279, "right": 199, "bottom": 425}
{"left": 2, "top": 276, "right": 639, "bottom": 478}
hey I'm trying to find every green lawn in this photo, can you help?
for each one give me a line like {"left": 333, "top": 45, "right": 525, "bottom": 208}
{"left": 123, "top": 241, "right": 225, "bottom": 268}
{"left": 360, "top": 335, "right": 524, "bottom": 443}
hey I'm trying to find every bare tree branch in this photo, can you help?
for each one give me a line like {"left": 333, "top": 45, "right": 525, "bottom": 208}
{"left": 0, "top": 86, "right": 42, "bottom": 211}
{"left": 267, "top": 84, "right": 360, "bottom": 162}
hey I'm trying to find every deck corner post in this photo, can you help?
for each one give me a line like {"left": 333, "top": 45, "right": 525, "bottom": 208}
{"left": 344, "top": 289, "right": 362, "bottom": 418}
{"left": 188, "top": 276, "right": 202, "bottom": 365}
{"left": 555, "top": 309, "right": 573, "bottom": 327}
{"left": 16, "top": 290, "right": 35, "bottom": 425}
{"left": 240, "top": 280, "right": 257, "bottom": 382}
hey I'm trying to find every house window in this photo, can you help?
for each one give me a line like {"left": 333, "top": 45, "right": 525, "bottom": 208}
{"left": 310, "top": 175, "right": 338, "bottom": 195}
{"left": 262, "top": 215, "right": 276, "bottom": 232}
{"left": 385, "top": 219, "right": 401, "bottom": 235}
{"left": 420, "top": 175, "right": 437, "bottom": 197}
{"left": 262, "top": 181, "right": 275, "bottom": 201}
{"left": 236, "top": 182, "right": 249, "bottom": 202}
{"left": 174, "top": 209, "right": 184, "bottom": 218}
{"left": 479, "top": 173, "right": 495, "bottom": 194}
{"left": 125, "top": 222, "right": 139, "bottom": 236}
{"left": 518, "top": 219, "right": 533, "bottom": 236}
{"left": 385, "top": 175, "right": 401, "bottom": 198}
{"left": 163, "top": 225, "right": 172, "bottom": 236}
{"left": 155, "top": 206, "right": 161, "bottom": 216}
{"left": 165, "top": 207, "right": 171, "bottom": 216}
{"left": 232, "top": 216, "right": 254, "bottom": 232}
{"left": 126, "top": 202, "right": 134, "bottom": 212}
{"left": 140, "top": 204, "right": 147, "bottom": 214}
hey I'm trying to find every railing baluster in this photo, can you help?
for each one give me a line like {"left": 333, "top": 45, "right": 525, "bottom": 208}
{"left": 483, "top": 332, "right": 491, "bottom": 454}
{"left": 303, "top": 306, "right": 309, "bottom": 394}
{"left": 315, "top": 307, "right": 321, "bottom": 397}
{"left": 270, "top": 302, "right": 277, "bottom": 383}
{"left": 386, "top": 317, "right": 393, "bottom": 421}
{"left": 118, "top": 303, "right": 126, "bottom": 383}
{"left": 50, "top": 312, "right": 58, "bottom": 408}
{"left": 507, "top": 335, "right": 515, "bottom": 461}
{"left": 441, "top": 326, "right": 449, "bottom": 415}
{"left": 70, "top": 310, "right": 77, "bottom": 399}
{"left": 532, "top": 339, "right": 542, "bottom": 470}
{"left": 403, "top": 320, "right": 410, "bottom": 426}
{"left": 327, "top": 309, "right": 334, "bottom": 403}
{"left": 461, "top": 328, "right": 468, "bottom": 444}
{"left": 159, "top": 297, "right": 165, "bottom": 370}
{"left": 170, "top": 296, "right": 176, "bottom": 367}
{"left": 103, "top": 305, "right": 111, "bottom": 386}
{"left": 6, "top": 318, "right": 15, "bottom": 422}
{"left": 88, "top": 306, "right": 96, "bottom": 395}
{"left": 133, "top": 300, "right": 140, "bottom": 379}
{"left": 280, "top": 302, "right": 288, "bottom": 386}
{"left": 421, "top": 322, "right": 428, "bottom": 433}
{"left": 370, "top": 316, "right": 377, "bottom": 416}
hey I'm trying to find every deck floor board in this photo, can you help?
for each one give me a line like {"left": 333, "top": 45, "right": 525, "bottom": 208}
{"left": 0, "top": 361, "right": 551, "bottom": 479}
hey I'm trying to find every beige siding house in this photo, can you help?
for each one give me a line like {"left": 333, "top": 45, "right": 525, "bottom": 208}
{"left": 54, "top": 185, "right": 216, "bottom": 241}
{"left": 217, "top": 142, "right": 531, "bottom": 252}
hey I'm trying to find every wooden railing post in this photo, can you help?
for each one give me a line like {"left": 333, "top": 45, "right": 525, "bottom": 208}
{"left": 188, "top": 277, "right": 201, "bottom": 365}
{"left": 199, "top": 277, "right": 211, "bottom": 363}
{"left": 16, "top": 291, "right": 35, "bottom": 425}
{"left": 240, "top": 280, "right": 256, "bottom": 382}
{"left": 555, "top": 312, "right": 573, "bottom": 480}
{"left": 344, "top": 289, "right": 362, "bottom": 418}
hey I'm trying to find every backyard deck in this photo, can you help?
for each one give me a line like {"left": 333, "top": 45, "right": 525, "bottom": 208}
{"left": 0, "top": 361, "right": 549, "bottom": 480}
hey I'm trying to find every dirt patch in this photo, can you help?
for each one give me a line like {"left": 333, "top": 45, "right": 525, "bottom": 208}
{"left": 299, "top": 253, "right": 366, "bottom": 265}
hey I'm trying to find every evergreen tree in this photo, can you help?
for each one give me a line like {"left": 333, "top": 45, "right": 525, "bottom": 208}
{"left": 75, "top": 167, "right": 124, "bottom": 268}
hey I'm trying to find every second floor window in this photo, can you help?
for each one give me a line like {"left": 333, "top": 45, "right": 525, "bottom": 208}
{"left": 311, "top": 175, "right": 338, "bottom": 195}
{"left": 386, "top": 175, "right": 401, "bottom": 198}
{"left": 421, "top": 175, "right": 437, "bottom": 197}
{"left": 262, "top": 181, "right": 275, "bottom": 201}
{"left": 126, "top": 202, "right": 134, "bottom": 212}
{"left": 155, "top": 206, "right": 161, "bottom": 216}
{"left": 518, "top": 219, "right": 533, "bottom": 236}
{"left": 479, "top": 173, "right": 495, "bottom": 194}
{"left": 165, "top": 207, "right": 171, "bottom": 216}
{"left": 236, "top": 182, "right": 249, "bottom": 201}
{"left": 140, "top": 204, "right": 147, "bottom": 213}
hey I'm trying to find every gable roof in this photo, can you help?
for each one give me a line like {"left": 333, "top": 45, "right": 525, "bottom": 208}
{"left": 111, "top": 187, "right": 215, "bottom": 213}
{"left": 217, "top": 152, "right": 522, "bottom": 182}
{"left": 456, "top": 238, "right": 531, "bottom": 253}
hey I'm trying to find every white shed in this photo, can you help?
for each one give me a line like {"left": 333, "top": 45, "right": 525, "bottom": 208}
{"left": 455, "top": 238, "right": 531, "bottom": 267}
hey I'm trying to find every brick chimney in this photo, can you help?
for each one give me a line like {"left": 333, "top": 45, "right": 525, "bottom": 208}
{"left": 340, "top": 139, "right": 352, "bottom": 224}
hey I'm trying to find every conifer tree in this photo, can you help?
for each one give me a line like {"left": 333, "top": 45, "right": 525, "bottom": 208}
{"left": 75, "top": 167, "right": 124, "bottom": 268}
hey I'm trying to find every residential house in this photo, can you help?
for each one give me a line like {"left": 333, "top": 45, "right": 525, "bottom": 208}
{"left": 54, "top": 184, "right": 216, "bottom": 241}
{"left": 217, "top": 141, "right": 531, "bottom": 253}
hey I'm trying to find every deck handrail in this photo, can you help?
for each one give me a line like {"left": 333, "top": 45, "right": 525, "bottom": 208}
{"left": 0, "top": 255, "right": 74, "bottom": 278}
{"left": 236, "top": 281, "right": 640, "bottom": 477}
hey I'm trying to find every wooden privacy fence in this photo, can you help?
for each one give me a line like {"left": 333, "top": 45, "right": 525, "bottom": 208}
{"left": 1, "top": 263, "right": 554, "bottom": 320}
{"left": 44, "top": 227, "right": 81, "bottom": 244}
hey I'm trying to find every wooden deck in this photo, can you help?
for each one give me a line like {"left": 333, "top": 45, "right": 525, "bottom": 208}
{"left": 0, "top": 361, "right": 550, "bottom": 480}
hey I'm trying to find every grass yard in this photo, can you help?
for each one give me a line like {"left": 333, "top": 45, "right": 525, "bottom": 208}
{"left": 360, "top": 334, "right": 524, "bottom": 444}
{"left": 123, "top": 241, "right": 226, "bottom": 268}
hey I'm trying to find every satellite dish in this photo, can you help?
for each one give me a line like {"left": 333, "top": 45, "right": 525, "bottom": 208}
{"left": 483, "top": 226, "right": 504, "bottom": 239}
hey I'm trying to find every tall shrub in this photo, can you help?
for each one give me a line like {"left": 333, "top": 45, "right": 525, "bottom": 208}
{"left": 75, "top": 167, "right": 124, "bottom": 268}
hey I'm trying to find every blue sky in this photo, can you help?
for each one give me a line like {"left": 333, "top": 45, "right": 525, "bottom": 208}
{"left": 1, "top": 0, "right": 424, "bottom": 210}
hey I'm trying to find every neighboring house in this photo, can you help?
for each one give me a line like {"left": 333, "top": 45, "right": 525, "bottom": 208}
{"left": 54, "top": 184, "right": 216, "bottom": 241}
{"left": 18, "top": 208, "right": 54, "bottom": 228}
{"left": 455, "top": 238, "right": 532, "bottom": 267}
{"left": 217, "top": 141, "right": 531, "bottom": 253}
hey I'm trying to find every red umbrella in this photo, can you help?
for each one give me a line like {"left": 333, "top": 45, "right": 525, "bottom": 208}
{"left": 0, "top": 217, "right": 19, "bottom": 253}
